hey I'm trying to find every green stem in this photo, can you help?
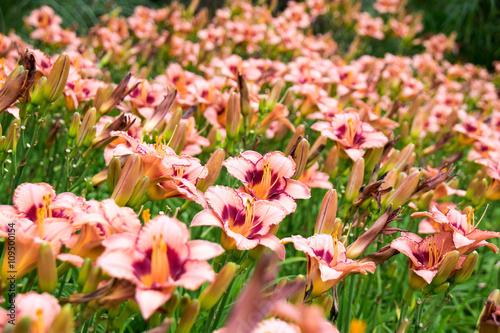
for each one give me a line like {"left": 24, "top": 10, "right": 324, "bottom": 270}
{"left": 210, "top": 279, "right": 234, "bottom": 331}
{"left": 413, "top": 297, "right": 426, "bottom": 333}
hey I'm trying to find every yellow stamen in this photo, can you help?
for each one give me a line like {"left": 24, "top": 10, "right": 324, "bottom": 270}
{"left": 330, "top": 237, "right": 339, "bottom": 266}
{"left": 37, "top": 207, "right": 45, "bottom": 239}
{"left": 254, "top": 162, "right": 281, "bottom": 199}
{"left": 150, "top": 234, "right": 170, "bottom": 285}
{"left": 346, "top": 118, "right": 356, "bottom": 145}
{"left": 142, "top": 209, "right": 151, "bottom": 224}
{"left": 35, "top": 308, "right": 45, "bottom": 333}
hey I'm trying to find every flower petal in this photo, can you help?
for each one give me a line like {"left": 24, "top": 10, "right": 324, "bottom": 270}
{"left": 175, "top": 260, "right": 215, "bottom": 289}
{"left": 135, "top": 288, "right": 173, "bottom": 320}
{"left": 256, "top": 234, "right": 286, "bottom": 260}
{"left": 187, "top": 240, "right": 224, "bottom": 261}
{"left": 191, "top": 210, "right": 224, "bottom": 228}
{"left": 284, "top": 179, "right": 311, "bottom": 199}
{"left": 223, "top": 156, "right": 255, "bottom": 186}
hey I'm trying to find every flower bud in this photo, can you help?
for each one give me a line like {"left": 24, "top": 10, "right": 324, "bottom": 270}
{"left": 453, "top": 251, "right": 478, "bottom": 284}
{"left": 37, "top": 242, "right": 58, "bottom": 293}
{"left": 380, "top": 149, "right": 400, "bottom": 175}
{"left": 175, "top": 299, "right": 200, "bottom": 333}
{"left": 346, "top": 158, "right": 365, "bottom": 202}
{"left": 364, "top": 146, "right": 383, "bottom": 176}
{"left": 13, "top": 316, "right": 31, "bottom": 333}
{"left": 179, "top": 294, "right": 192, "bottom": 314}
{"left": 237, "top": 73, "right": 251, "bottom": 117}
{"left": 168, "top": 122, "right": 187, "bottom": 155}
{"left": 76, "top": 108, "right": 96, "bottom": 147}
{"left": 226, "top": 92, "right": 242, "bottom": 139}
{"left": 111, "top": 153, "right": 144, "bottom": 206}
{"left": 127, "top": 175, "right": 150, "bottom": 207}
{"left": 0, "top": 65, "right": 26, "bottom": 112}
{"left": 385, "top": 170, "right": 421, "bottom": 208}
{"left": 408, "top": 270, "right": 427, "bottom": 291}
{"left": 432, "top": 250, "right": 459, "bottom": 287}
{"left": 43, "top": 53, "right": 70, "bottom": 103}
{"left": 77, "top": 258, "right": 93, "bottom": 289}
{"left": 199, "top": 262, "right": 238, "bottom": 311}
{"left": 307, "top": 135, "right": 327, "bottom": 168}
{"left": 196, "top": 148, "right": 225, "bottom": 192}
{"left": 393, "top": 144, "right": 415, "bottom": 173}
{"left": 430, "top": 282, "right": 450, "bottom": 295}
{"left": 284, "top": 124, "right": 305, "bottom": 156}
{"left": 478, "top": 289, "right": 500, "bottom": 333}
{"left": 471, "top": 179, "right": 488, "bottom": 206}
{"left": 315, "top": 189, "right": 339, "bottom": 235}
{"left": 0, "top": 136, "right": 7, "bottom": 153}
{"left": 48, "top": 304, "right": 74, "bottom": 333}
{"left": 164, "top": 108, "right": 183, "bottom": 142}
{"left": 289, "top": 275, "right": 307, "bottom": 304}
{"left": 164, "top": 291, "right": 180, "bottom": 316}
{"left": 416, "top": 191, "right": 433, "bottom": 211}
{"left": 266, "top": 79, "right": 284, "bottom": 111}
{"left": 107, "top": 157, "right": 122, "bottom": 193}
{"left": 324, "top": 145, "right": 339, "bottom": 178}
{"left": 143, "top": 89, "right": 177, "bottom": 134}
{"left": 205, "top": 126, "right": 221, "bottom": 152}
{"left": 82, "top": 126, "right": 96, "bottom": 148}
{"left": 82, "top": 266, "right": 102, "bottom": 294}
{"left": 68, "top": 112, "right": 80, "bottom": 140}
{"left": 98, "top": 73, "right": 139, "bottom": 115}
{"left": 6, "top": 119, "right": 20, "bottom": 153}
{"left": 386, "top": 261, "right": 398, "bottom": 278}
{"left": 292, "top": 138, "right": 309, "bottom": 180}
{"left": 30, "top": 76, "right": 47, "bottom": 106}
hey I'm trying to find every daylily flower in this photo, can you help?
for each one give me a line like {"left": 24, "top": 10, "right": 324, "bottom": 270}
{"left": 411, "top": 205, "right": 500, "bottom": 253}
{"left": 0, "top": 292, "right": 62, "bottom": 331}
{"left": 390, "top": 231, "right": 466, "bottom": 285}
{"left": 97, "top": 215, "right": 224, "bottom": 319}
{"left": 282, "top": 234, "right": 376, "bottom": 299}
{"left": 223, "top": 151, "right": 310, "bottom": 213}
{"left": 311, "top": 112, "right": 388, "bottom": 161}
{"left": 191, "top": 186, "right": 287, "bottom": 259}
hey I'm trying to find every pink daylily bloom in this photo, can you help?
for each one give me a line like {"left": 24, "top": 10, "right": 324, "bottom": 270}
{"left": 412, "top": 205, "right": 500, "bottom": 253}
{"left": 191, "top": 186, "right": 287, "bottom": 259}
{"left": 224, "top": 151, "right": 310, "bottom": 213}
{"left": 390, "top": 231, "right": 466, "bottom": 284}
{"left": 311, "top": 112, "right": 388, "bottom": 161}
{"left": 282, "top": 234, "right": 376, "bottom": 299}
{"left": 97, "top": 215, "right": 223, "bottom": 319}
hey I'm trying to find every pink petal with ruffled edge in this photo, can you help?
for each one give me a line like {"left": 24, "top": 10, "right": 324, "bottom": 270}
{"left": 175, "top": 260, "right": 215, "bottom": 289}
{"left": 205, "top": 186, "right": 244, "bottom": 221}
{"left": 256, "top": 152, "right": 296, "bottom": 180}
{"left": 187, "top": 240, "right": 224, "bottom": 261}
{"left": 191, "top": 210, "right": 224, "bottom": 228}
{"left": 223, "top": 156, "right": 255, "bottom": 186}
{"left": 344, "top": 148, "right": 364, "bottom": 161}
{"left": 56, "top": 253, "right": 84, "bottom": 268}
{"left": 284, "top": 179, "right": 311, "bottom": 199}
{"left": 318, "top": 264, "right": 343, "bottom": 281}
{"left": 224, "top": 226, "right": 260, "bottom": 250}
{"left": 413, "top": 269, "right": 437, "bottom": 284}
{"left": 240, "top": 150, "right": 263, "bottom": 164}
{"left": 256, "top": 234, "right": 286, "bottom": 260}
{"left": 135, "top": 288, "right": 173, "bottom": 320}
{"left": 13, "top": 183, "right": 56, "bottom": 221}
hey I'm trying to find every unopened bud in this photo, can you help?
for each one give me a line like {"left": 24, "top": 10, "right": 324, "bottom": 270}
{"left": 364, "top": 146, "right": 383, "bottom": 176}
{"left": 196, "top": 149, "right": 225, "bottom": 192}
{"left": 14, "top": 316, "right": 31, "bottom": 333}
{"left": 205, "top": 126, "right": 221, "bottom": 152}
{"left": 179, "top": 294, "right": 192, "bottom": 314}
{"left": 289, "top": 275, "right": 306, "bottom": 304}
{"left": 385, "top": 170, "right": 421, "bottom": 208}
{"left": 380, "top": 149, "right": 400, "bottom": 175}
{"left": 175, "top": 299, "right": 200, "bottom": 333}
{"left": 6, "top": 119, "right": 20, "bottom": 153}
{"left": 111, "top": 153, "right": 144, "bottom": 206}
{"left": 417, "top": 191, "right": 434, "bottom": 211}
{"left": 143, "top": 89, "right": 177, "bottom": 134}
{"left": 48, "top": 304, "right": 74, "bottom": 333}
{"left": 471, "top": 179, "right": 488, "bottom": 206}
{"left": 164, "top": 291, "right": 180, "bottom": 316}
{"left": 386, "top": 261, "right": 398, "bottom": 278}
{"left": 345, "top": 158, "right": 365, "bottom": 202}
{"left": 307, "top": 135, "right": 326, "bottom": 168}
{"left": 30, "top": 76, "right": 47, "bottom": 106}
{"left": 77, "top": 258, "right": 93, "bottom": 289}
{"left": 393, "top": 144, "right": 415, "bottom": 173}
{"left": 226, "top": 92, "right": 242, "bottom": 139}
{"left": 237, "top": 73, "right": 251, "bottom": 117}
{"left": 284, "top": 124, "right": 305, "bottom": 156}
{"left": 199, "top": 262, "right": 238, "bottom": 311}
{"left": 453, "top": 251, "right": 478, "bottom": 284}
{"left": 68, "top": 112, "right": 80, "bottom": 139}
{"left": 266, "top": 79, "right": 284, "bottom": 111}
{"left": 164, "top": 108, "right": 183, "bottom": 142}
{"left": 312, "top": 292, "right": 333, "bottom": 317}
{"left": 323, "top": 145, "right": 338, "bottom": 178}
{"left": 408, "top": 270, "right": 427, "bottom": 291}
{"left": 430, "top": 282, "right": 450, "bottom": 295}
{"left": 37, "top": 242, "right": 58, "bottom": 293}
{"left": 168, "top": 123, "right": 187, "bottom": 154}
{"left": 82, "top": 126, "right": 96, "bottom": 148}
{"left": 107, "top": 157, "right": 122, "bottom": 193}
{"left": 315, "top": 189, "right": 339, "bottom": 235}
{"left": 127, "top": 175, "right": 150, "bottom": 207}
{"left": 43, "top": 53, "right": 70, "bottom": 103}
{"left": 76, "top": 108, "right": 96, "bottom": 147}
{"left": 432, "top": 250, "right": 459, "bottom": 286}
{"left": 292, "top": 138, "right": 309, "bottom": 180}
{"left": 82, "top": 266, "right": 102, "bottom": 294}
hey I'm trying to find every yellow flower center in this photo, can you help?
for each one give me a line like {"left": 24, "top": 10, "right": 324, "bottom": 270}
{"left": 142, "top": 209, "right": 151, "bottom": 224}
{"left": 254, "top": 162, "right": 281, "bottom": 199}
{"left": 36, "top": 194, "right": 53, "bottom": 238}
{"left": 149, "top": 233, "right": 170, "bottom": 286}
{"left": 346, "top": 118, "right": 356, "bottom": 145}
{"left": 35, "top": 308, "right": 45, "bottom": 333}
